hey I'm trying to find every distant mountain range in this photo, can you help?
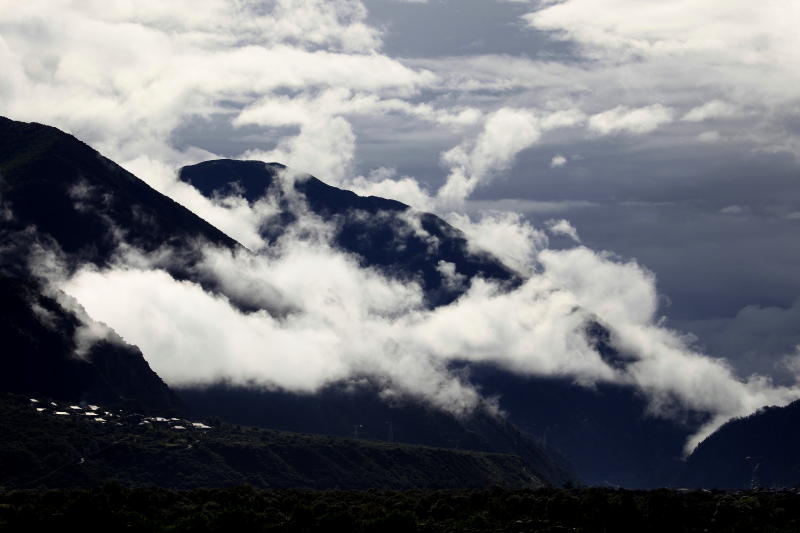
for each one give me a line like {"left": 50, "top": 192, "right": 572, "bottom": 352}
{"left": 2, "top": 115, "right": 789, "bottom": 489}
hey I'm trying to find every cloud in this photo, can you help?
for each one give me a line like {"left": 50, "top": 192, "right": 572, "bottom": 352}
{"left": 0, "top": 0, "right": 434, "bottom": 192}
{"left": 682, "top": 100, "right": 741, "bottom": 122}
{"left": 347, "top": 167, "right": 435, "bottom": 211}
{"left": 588, "top": 105, "right": 674, "bottom": 136}
{"left": 696, "top": 131, "right": 721, "bottom": 143}
{"left": 444, "top": 211, "right": 547, "bottom": 275}
{"left": 523, "top": 0, "right": 800, "bottom": 67}
{"left": 518, "top": 0, "right": 800, "bottom": 152}
{"left": 437, "top": 107, "right": 542, "bottom": 206}
{"left": 546, "top": 219, "right": 581, "bottom": 243}
{"left": 550, "top": 154, "right": 567, "bottom": 168}
{"left": 537, "top": 247, "right": 800, "bottom": 451}
{"left": 232, "top": 88, "right": 480, "bottom": 184}
{"left": 51, "top": 181, "right": 800, "bottom": 452}
{"left": 5, "top": 0, "right": 800, "bottom": 456}
{"left": 719, "top": 205, "right": 749, "bottom": 216}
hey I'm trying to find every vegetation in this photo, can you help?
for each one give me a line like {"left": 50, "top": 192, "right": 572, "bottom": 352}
{"left": 2, "top": 485, "right": 800, "bottom": 532}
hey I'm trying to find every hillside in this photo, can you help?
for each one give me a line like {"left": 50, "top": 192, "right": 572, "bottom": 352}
{"left": 0, "top": 394, "right": 543, "bottom": 491}
{"left": 682, "top": 399, "right": 800, "bottom": 489}
{"left": 0, "top": 276, "right": 177, "bottom": 412}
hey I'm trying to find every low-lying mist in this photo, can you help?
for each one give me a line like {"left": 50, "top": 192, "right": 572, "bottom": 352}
{"left": 54, "top": 167, "right": 800, "bottom": 453}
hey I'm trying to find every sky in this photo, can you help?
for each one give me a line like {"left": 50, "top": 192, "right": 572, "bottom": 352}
{"left": 2, "top": 0, "right": 800, "bottom": 448}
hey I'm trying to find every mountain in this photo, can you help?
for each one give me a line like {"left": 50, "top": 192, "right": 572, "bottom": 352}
{"left": 0, "top": 116, "right": 711, "bottom": 488}
{"left": 177, "top": 158, "right": 704, "bottom": 488}
{"left": 681, "top": 399, "right": 800, "bottom": 489}
{"left": 0, "top": 116, "right": 244, "bottom": 412}
{"left": 0, "top": 116, "right": 570, "bottom": 486}
{"left": 179, "top": 159, "right": 518, "bottom": 307}
{"left": 0, "top": 116, "right": 237, "bottom": 271}
{"left": 471, "top": 367, "right": 705, "bottom": 488}
{"left": 0, "top": 275, "right": 177, "bottom": 412}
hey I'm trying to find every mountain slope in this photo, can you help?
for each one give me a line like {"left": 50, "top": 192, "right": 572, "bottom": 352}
{"left": 681, "top": 400, "right": 800, "bottom": 489}
{"left": 0, "top": 117, "right": 238, "bottom": 270}
{"left": 0, "top": 394, "right": 544, "bottom": 491}
{"left": 0, "top": 275, "right": 177, "bottom": 412}
{"left": 0, "top": 117, "right": 248, "bottom": 411}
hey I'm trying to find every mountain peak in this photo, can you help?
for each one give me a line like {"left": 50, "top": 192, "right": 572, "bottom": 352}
{"left": 178, "top": 158, "right": 517, "bottom": 307}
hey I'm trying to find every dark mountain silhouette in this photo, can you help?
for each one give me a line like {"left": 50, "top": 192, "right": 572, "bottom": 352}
{"left": 0, "top": 275, "right": 177, "bottom": 412}
{"left": 471, "top": 367, "right": 706, "bottom": 488}
{"left": 681, "top": 399, "right": 800, "bottom": 489}
{"left": 178, "top": 383, "right": 574, "bottom": 487}
{"left": 180, "top": 159, "right": 518, "bottom": 307}
{"left": 0, "top": 116, "right": 222, "bottom": 411}
{"left": 0, "top": 117, "right": 238, "bottom": 271}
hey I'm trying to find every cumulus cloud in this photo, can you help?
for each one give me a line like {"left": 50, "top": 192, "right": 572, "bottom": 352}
{"left": 232, "top": 88, "right": 481, "bottom": 184}
{"left": 546, "top": 219, "right": 581, "bottom": 243}
{"left": 550, "top": 154, "right": 567, "bottom": 168}
{"left": 437, "top": 108, "right": 542, "bottom": 206}
{"left": 523, "top": 0, "right": 800, "bottom": 69}
{"left": 517, "top": 0, "right": 800, "bottom": 152}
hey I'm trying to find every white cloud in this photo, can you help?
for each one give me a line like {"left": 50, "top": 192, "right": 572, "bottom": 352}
{"left": 537, "top": 247, "right": 800, "bottom": 451}
{"left": 0, "top": 0, "right": 434, "bottom": 193}
{"left": 588, "top": 105, "right": 674, "bottom": 136}
{"left": 437, "top": 108, "right": 542, "bottom": 206}
{"left": 444, "top": 211, "right": 547, "bottom": 275}
{"left": 518, "top": 0, "right": 800, "bottom": 153}
{"left": 546, "top": 218, "right": 580, "bottom": 242}
{"left": 682, "top": 100, "right": 741, "bottom": 122}
{"left": 347, "top": 167, "right": 435, "bottom": 211}
{"left": 550, "top": 154, "right": 567, "bottom": 168}
{"left": 59, "top": 219, "right": 800, "bottom": 452}
{"left": 523, "top": 0, "right": 800, "bottom": 67}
